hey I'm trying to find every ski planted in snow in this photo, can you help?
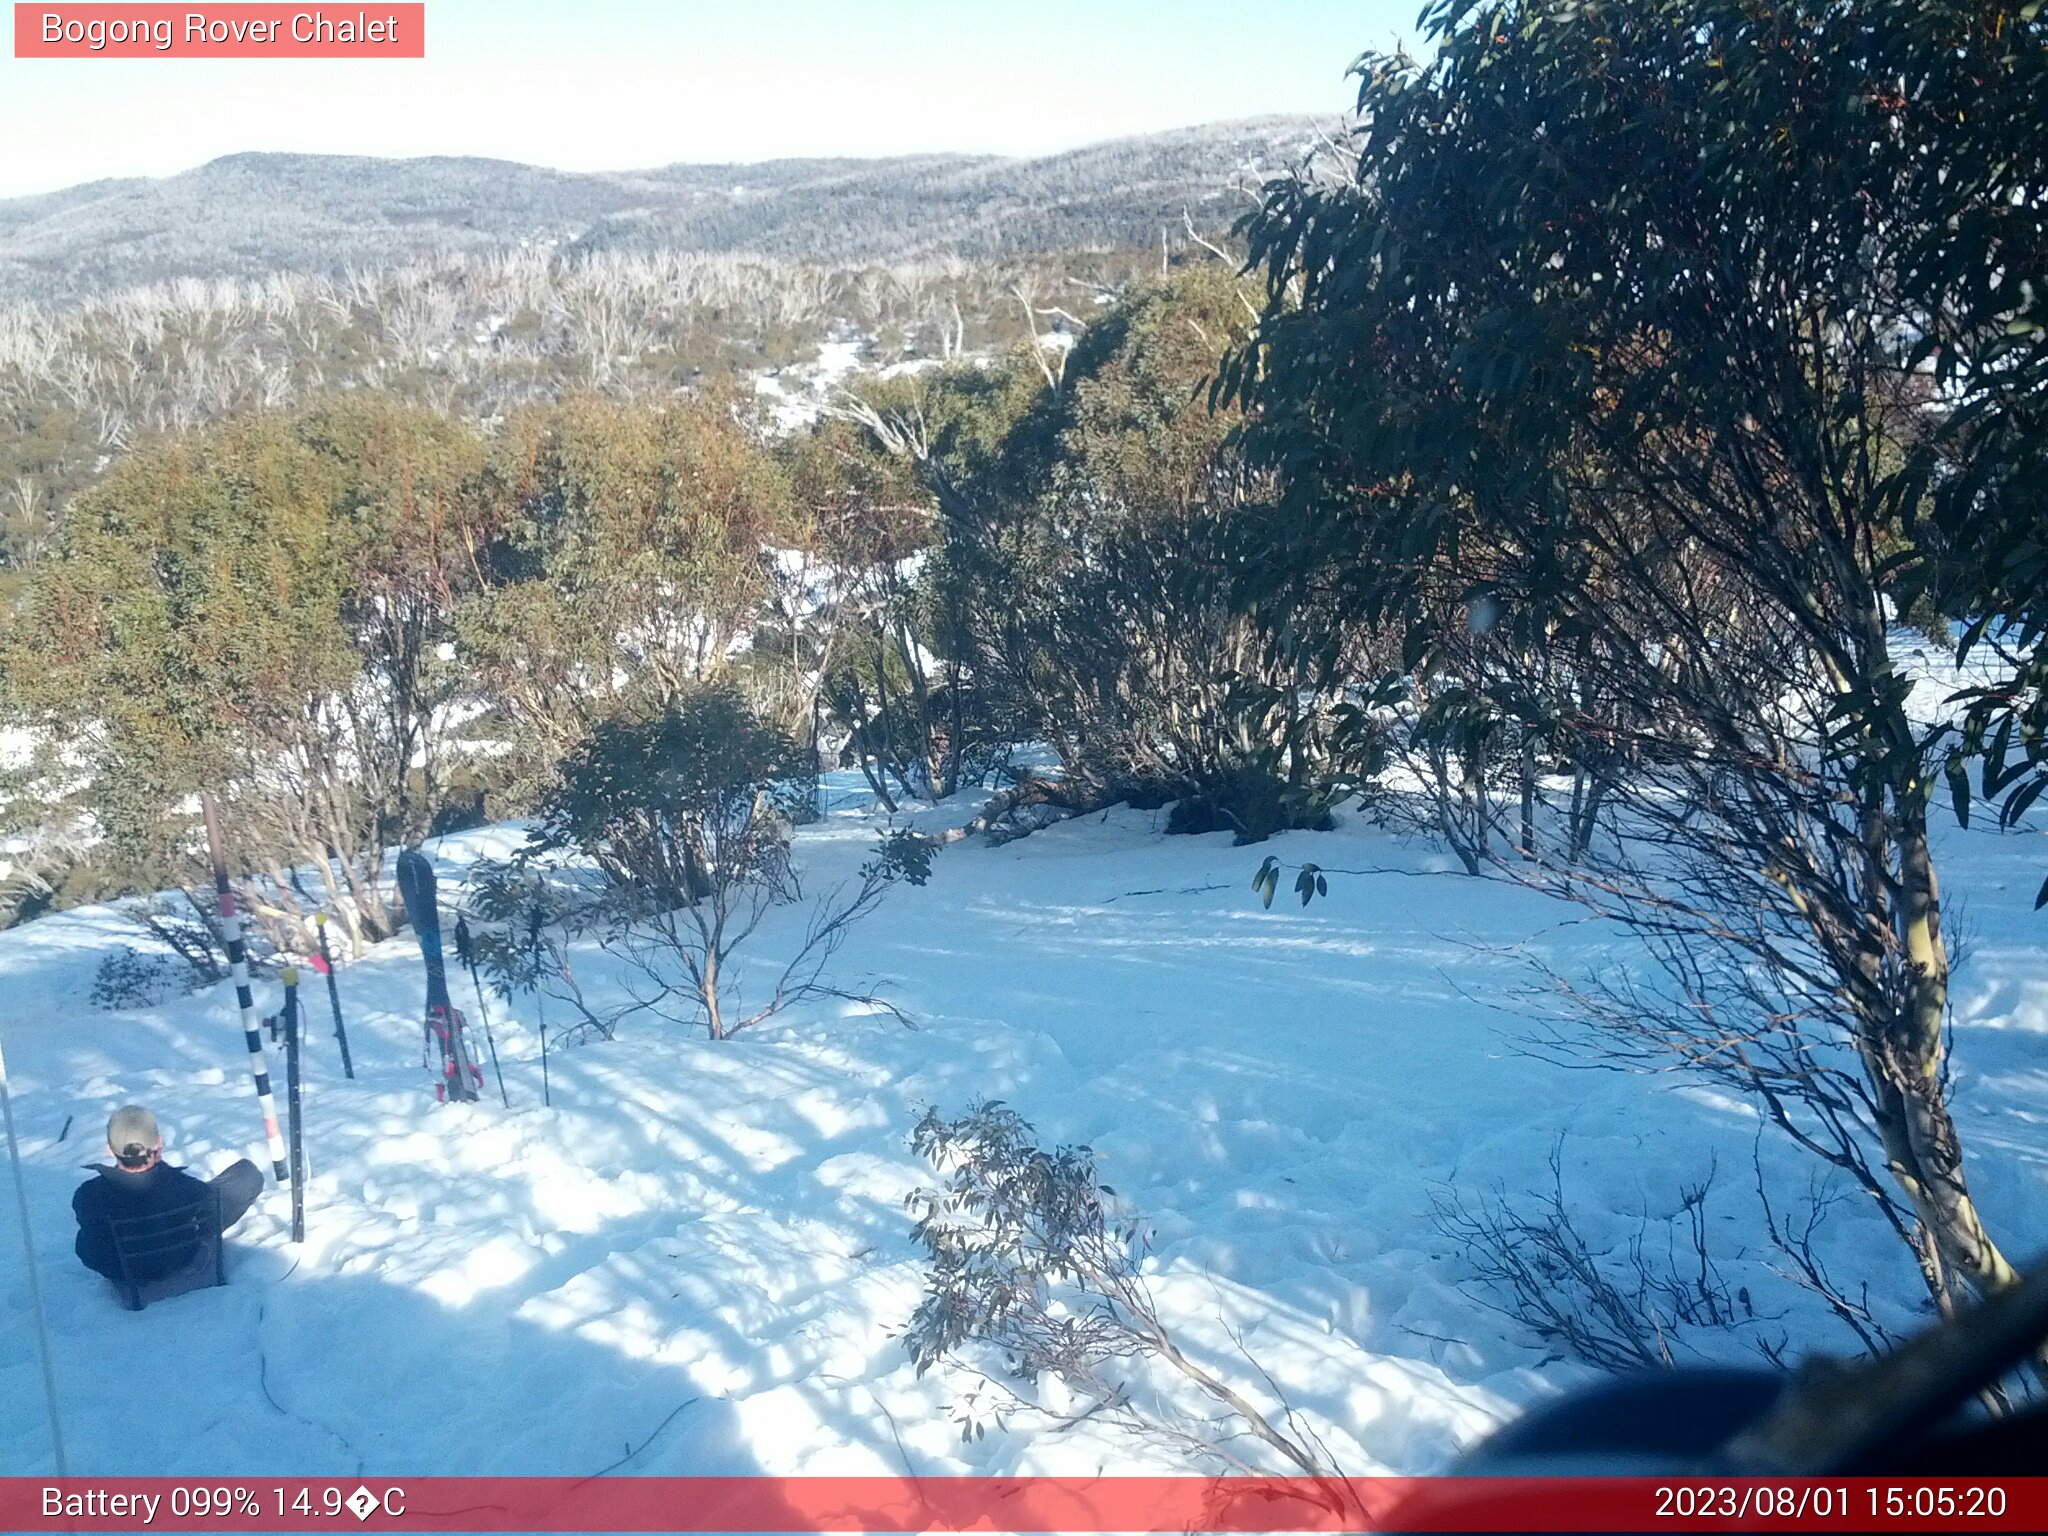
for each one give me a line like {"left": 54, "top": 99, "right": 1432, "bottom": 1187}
{"left": 424, "top": 1004, "right": 486, "bottom": 1103}
{"left": 395, "top": 840, "right": 452, "bottom": 1015}
{"left": 398, "top": 837, "right": 482, "bottom": 1104}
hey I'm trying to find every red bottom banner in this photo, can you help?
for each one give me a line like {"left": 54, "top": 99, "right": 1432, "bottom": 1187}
{"left": 4, "top": 1476, "right": 2043, "bottom": 1533}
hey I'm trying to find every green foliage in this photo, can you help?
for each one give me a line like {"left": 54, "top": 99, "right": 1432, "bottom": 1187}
{"left": 1227, "top": 0, "right": 2048, "bottom": 833}
{"left": 829, "top": 268, "right": 1372, "bottom": 835}
{"left": 1057, "top": 265, "right": 1257, "bottom": 514}
{"left": 511, "top": 684, "right": 921, "bottom": 1039}
{"left": 866, "top": 826, "right": 936, "bottom": 889}
{"left": 461, "top": 857, "right": 616, "bottom": 1042}
{"left": 4, "top": 399, "right": 508, "bottom": 939}
{"left": 457, "top": 393, "right": 797, "bottom": 797}
{"left": 307, "top": 395, "right": 491, "bottom": 843}
{"left": 1166, "top": 768, "right": 1338, "bottom": 844}
{"left": 1908, "top": 170, "right": 2048, "bottom": 862}
{"left": 902, "top": 1101, "right": 1146, "bottom": 1383}
{"left": 1252, "top": 856, "right": 1328, "bottom": 910}
{"left": 90, "top": 947, "right": 176, "bottom": 1011}
{"left": 1226, "top": 0, "right": 2047, "bottom": 1309}
{"left": 466, "top": 862, "right": 541, "bottom": 983}
{"left": 530, "top": 684, "right": 808, "bottom": 908}
{"left": 785, "top": 356, "right": 1055, "bottom": 803}
{"left": 16, "top": 417, "right": 353, "bottom": 790}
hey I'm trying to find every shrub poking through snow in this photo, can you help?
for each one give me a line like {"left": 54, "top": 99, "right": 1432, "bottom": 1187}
{"left": 90, "top": 946, "right": 176, "bottom": 1010}
{"left": 1428, "top": 1143, "right": 1782, "bottom": 1373}
{"left": 533, "top": 685, "right": 811, "bottom": 909}
{"left": 91, "top": 894, "right": 239, "bottom": 1008}
{"left": 515, "top": 684, "right": 931, "bottom": 1038}
{"left": 904, "top": 1101, "right": 1151, "bottom": 1390}
{"left": 466, "top": 860, "right": 617, "bottom": 1044}
{"left": 903, "top": 1102, "right": 1361, "bottom": 1513}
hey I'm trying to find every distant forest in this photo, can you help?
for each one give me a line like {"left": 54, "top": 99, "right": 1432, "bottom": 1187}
{"left": 0, "top": 117, "right": 1329, "bottom": 302}
{"left": 0, "top": 117, "right": 1336, "bottom": 581}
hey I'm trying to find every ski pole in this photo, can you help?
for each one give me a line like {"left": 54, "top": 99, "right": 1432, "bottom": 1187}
{"left": 282, "top": 968, "right": 306, "bottom": 1244}
{"left": 312, "top": 914, "right": 355, "bottom": 1081}
{"left": 454, "top": 916, "right": 510, "bottom": 1109}
{"left": 538, "top": 989, "right": 550, "bottom": 1110}
{"left": 0, "top": 1032, "right": 68, "bottom": 1476}
{"left": 530, "top": 903, "right": 550, "bottom": 1109}
{"left": 202, "top": 793, "right": 289, "bottom": 1183}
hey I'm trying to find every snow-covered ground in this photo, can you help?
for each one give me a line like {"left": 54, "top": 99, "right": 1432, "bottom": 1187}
{"left": 2, "top": 773, "right": 2045, "bottom": 1480}
{"left": 753, "top": 330, "right": 871, "bottom": 432}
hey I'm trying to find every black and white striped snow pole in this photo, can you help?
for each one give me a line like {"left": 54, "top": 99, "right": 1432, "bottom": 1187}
{"left": 202, "top": 793, "right": 289, "bottom": 1184}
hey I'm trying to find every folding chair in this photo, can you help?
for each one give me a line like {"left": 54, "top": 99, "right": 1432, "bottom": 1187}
{"left": 106, "top": 1187, "right": 226, "bottom": 1312}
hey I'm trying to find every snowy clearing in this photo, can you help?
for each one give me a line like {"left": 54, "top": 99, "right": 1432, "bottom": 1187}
{"left": 2, "top": 775, "right": 2045, "bottom": 1479}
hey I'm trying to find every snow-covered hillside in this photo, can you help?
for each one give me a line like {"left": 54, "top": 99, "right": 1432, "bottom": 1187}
{"left": 2, "top": 774, "right": 2044, "bottom": 1479}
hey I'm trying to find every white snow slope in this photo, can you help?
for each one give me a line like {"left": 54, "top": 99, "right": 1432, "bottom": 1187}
{"left": 2, "top": 774, "right": 2045, "bottom": 1481}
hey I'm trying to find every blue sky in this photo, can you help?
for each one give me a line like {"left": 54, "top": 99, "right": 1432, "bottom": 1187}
{"left": 0, "top": 1, "right": 1417, "bottom": 197}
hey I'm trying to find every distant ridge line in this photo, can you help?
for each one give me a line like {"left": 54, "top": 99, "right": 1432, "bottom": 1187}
{"left": 0, "top": 115, "right": 1342, "bottom": 304}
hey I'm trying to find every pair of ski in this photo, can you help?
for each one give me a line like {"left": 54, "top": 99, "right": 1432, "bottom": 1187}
{"left": 398, "top": 845, "right": 537, "bottom": 1109}
{"left": 424, "top": 999, "right": 493, "bottom": 1105}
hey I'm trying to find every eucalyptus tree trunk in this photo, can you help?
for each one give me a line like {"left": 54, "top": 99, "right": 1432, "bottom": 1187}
{"left": 1519, "top": 724, "right": 1538, "bottom": 859}
{"left": 1868, "top": 804, "right": 2022, "bottom": 1303}
{"left": 701, "top": 947, "right": 725, "bottom": 1041}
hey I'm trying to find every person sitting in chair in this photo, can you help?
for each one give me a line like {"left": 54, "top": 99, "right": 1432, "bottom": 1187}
{"left": 73, "top": 1106, "right": 263, "bottom": 1285}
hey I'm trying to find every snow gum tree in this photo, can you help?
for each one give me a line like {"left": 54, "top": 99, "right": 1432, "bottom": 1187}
{"left": 782, "top": 411, "right": 964, "bottom": 809}
{"left": 1886, "top": 5, "right": 2048, "bottom": 892}
{"left": 1226, "top": 0, "right": 2044, "bottom": 1315}
{"left": 13, "top": 419, "right": 362, "bottom": 945}
{"left": 536, "top": 687, "right": 805, "bottom": 1039}
{"left": 830, "top": 269, "right": 1380, "bottom": 841}
{"left": 455, "top": 393, "right": 801, "bottom": 801}
{"left": 9, "top": 402, "right": 489, "bottom": 951}
{"left": 525, "top": 683, "right": 928, "bottom": 1039}
{"left": 298, "top": 397, "right": 490, "bottom": 855}
{"left": 811, "top": 351, "right": 1062, "bottom": 808}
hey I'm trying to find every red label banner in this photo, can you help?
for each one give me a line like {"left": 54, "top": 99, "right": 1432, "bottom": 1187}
{"left": 13, "top": 5, "right": 424, "bottom": 58}
{"left": 1, "top": 1476, "right": 2042, "bottom": 1532}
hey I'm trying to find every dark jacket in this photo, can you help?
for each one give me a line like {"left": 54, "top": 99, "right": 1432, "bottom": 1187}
{"left": 72, "top": 1162, "right": 212, "bottom": 1282}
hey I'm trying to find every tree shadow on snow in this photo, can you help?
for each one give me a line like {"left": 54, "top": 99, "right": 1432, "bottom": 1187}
{"left": 1, "top": 1159, "right": 800, "bottom": 1499}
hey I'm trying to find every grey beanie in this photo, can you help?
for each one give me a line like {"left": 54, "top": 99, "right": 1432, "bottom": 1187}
{"left": 107, "top": 1105, "right": 160, "bottom": 1165}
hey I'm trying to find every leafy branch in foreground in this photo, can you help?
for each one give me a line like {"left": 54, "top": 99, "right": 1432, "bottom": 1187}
{"left": 901, "top": 1102, "right": 1359, "bottom": 1517}
{"left": 1252, "top": 856, "right": 1326, "bottom": 909}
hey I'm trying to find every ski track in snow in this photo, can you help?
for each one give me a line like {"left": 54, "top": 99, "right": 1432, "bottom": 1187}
{"left": 1, "top": 773, "right": 2044, "bottom": 1479}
